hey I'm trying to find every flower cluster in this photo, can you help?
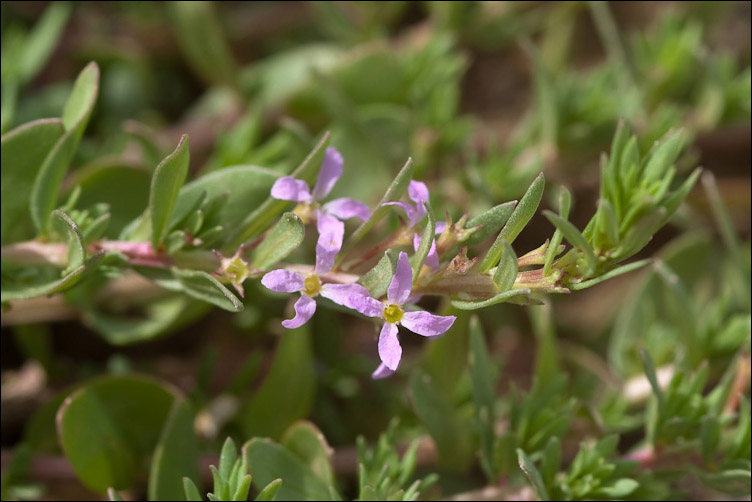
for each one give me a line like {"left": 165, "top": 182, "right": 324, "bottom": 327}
{"left": 262, "top": 148, "right": 455, "bottom": 377}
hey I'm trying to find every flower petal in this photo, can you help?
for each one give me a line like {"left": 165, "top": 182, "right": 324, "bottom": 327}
{"left": 320, "top": 283, "right": 371, "bottom": 309}
{"left": 387, "top": 251, "right": 413, "bottom": 305}
{"left": 349, "top": 293, "right": 384, "bottom": 318}
{"left": 261, "top": 269, "right": 305, "bottom": 293}
{"left": 314, "top": 211, "right": 344, "bottom": 274}
{"left": 271, "top": 176, "right": 312, "bottom": 202}
{"left": 311, "top": 147, "right": 343, "bottom": 200}
{"left": 281, "top": 294, "right": 317, "bottom": 329}
{"left": 435, "top": 221, "right": 446, "bottom": 234}
{"left": 372, "top": 362, "right": 396, "bottom": 379}
{"left": 382, "top": 201, "right": 416, "bottom": 224}
{"left": 412, "top": 234, "right": 439, "bottom": 270}
{"left": 401, "top": 311, "right": 456, "bottom": 337}
{"left": 378, "top": 322, "right": 401, "bottom": 370}
{"left": 408, "top": 180, "right": 429, "bottom": 205}
{"left": 323, "top": 197, "right": 371, "bottom": 221}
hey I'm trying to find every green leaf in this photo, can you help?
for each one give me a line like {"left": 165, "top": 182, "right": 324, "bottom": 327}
{"left": 569, "top": 259, "right": 651, "bottom": 290}
{"left": 517, "top": 449, "right": 550, "bottom": 501}
{"left": 464, "top": 200, "right": 517, "bottom": 246}
{"left": 183, "top": 477, "right": 203, "bottom": 501}
{"left": 410, "top": 371, "right": 472, "bottom": 468}
{"left": 0, "top": 250, "right": 105, "bottom": 303}
{"left": 281, "top": 421, "right": 335, "bottom": 486}
{"left": 50, "top": 209, "right": 86, "bottom": 270}
{"left": 18, "top": 3, "right": 71, "bottom": 84}
{"left": 543, "top": 186, "right": 571, "bottom": 276}
{"left": 643, "top": 130, "right": 684, "bottom": 184}
{"left": 593, "top": 478, "right": 639, "bottom": 498}
{"left": 640, "top": 350, "right": 664, "bottom": 406}
{"left": 30, "top": 63, "right": 99, "bottom": 233}
{"left": 219, "top": 437, "right": 238, "bottom": 483}
{"left": 492, "top": 241, "right": 517, "bottom": 292}
{"left": 451, "top": 289, "right": 531, "bottom": 310}
{"left": 229, "top": 133, "right": 330, "bottom": 248}
{"left": 172, "top": 267, "right": 243, "bottom": 312}
{"left": 700, "top": 415, "right": 720, "bottom": 463}
{"left": 1, "top": 119, "right": 64, "bottom": 244}
{"left": 56, "top": 375, "right": 178, "bottom": 493}
{"left": 251, "top": 213, "right": 305, "bottom": 270}
{"left": 232, "top": 475, "right": 252, "bottom": 501}
{"left": 255, "top": 479, "right": 283, "bottom": 501}
{"left": 148, "top": 399, "right": 200, "bottom": 501}
{"left": 239, "top": 325, "right": 315, "bottom": 440}
{"left": 594, "top": 198, "right": 619, "bottom": 250}
{"left": 337, "top": 158, "right": 414, "bottom": 267}
{"left": 540, "top": 437, "right": 561, "bottom": 488}
{"left": 82, "top": 296, "right": 210, "bottom": 345}
{"left": 468, "top": 316, "right": 496, "bottom": 479}
{"left": 169, "top": 1, "right": 236, "bottom": 86}
{"left": 357, "top": 250, "right": 398, "bottom": 298}
{"left": 244, "top": 439, "right": 334, "bottom": 501}
{"left": 150, "top": 135, "right": 190, "bottom": 249}
{"left": 411, "top": 203, "right": 435, "bottom": 281}
{"left": 543, "top": 211, "right": 597, "bottom": 276}
{"left": 481, "top": 173, "right": 545, "bottom": 272}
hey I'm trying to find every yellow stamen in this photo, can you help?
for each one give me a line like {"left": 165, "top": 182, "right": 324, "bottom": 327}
{"left": 303, "top": 274, "right": 322, "bottom": 297}
{"left": 382, "top": 303, "right": 404, "bottom": 324}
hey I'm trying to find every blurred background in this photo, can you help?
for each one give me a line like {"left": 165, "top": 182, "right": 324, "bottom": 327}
{"left": 1, "top": 1, "right": 750, "bottom": 500}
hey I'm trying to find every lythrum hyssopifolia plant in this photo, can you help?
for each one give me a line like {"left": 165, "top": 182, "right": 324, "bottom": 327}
{"left": 1, "top": 55, "right": 748, "bottom": 502}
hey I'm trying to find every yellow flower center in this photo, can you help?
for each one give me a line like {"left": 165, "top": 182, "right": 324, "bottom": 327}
{"left": 293, "top": 202, "right": 320, "bottom": 225}
{"left": 382, "top": 303, "right": 404, "bottom": 324}
{"left": 303, "top": 274, "right": 322, "bottom": 297}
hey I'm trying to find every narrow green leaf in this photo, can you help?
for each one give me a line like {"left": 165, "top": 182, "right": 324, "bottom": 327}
{"left": 50, "top": 209, "right": 86, "bottom": 270}
{"left": 254, "top": 478, "right": 282, "bottom": 501}
{"left": 357, "top": 250, "right": 397, "bottom": 298}
{"left": 643, "top": 130, "right": 684, "bottom": 184}
{"left": 337, "top": 158, "right": 414, "bottom": 267}
{"left": 183, "top": 478, "right": 203, "bottom": 501}
{"left": 464, "top": 200, "right": 517, "bottom": 246}
{"left": 61, "top": 61, "right": 99, "bottom": 132}
{"left": 595, "top": 198, "right": 619, "bottom": 250}
{"left": 540, "top": 437, "right": 561, "bottom": 488}
{"left": 543, "top": 186, "right": 571, "bottom": 276}
{"left": 150, "top": 135, "right": 190, "bottom": 249}
{"left": 172, "top": 267, "right": 243, "bottom": 312}
{"left": 244, "top": 439, "right": 334, "bottom": 501}
{"left": 543, "top": 211, "right": 597, "bottom": 276}
{"left": 593, "top": 478, "right": 639, "bottom": 498}
{"left": 613, "top": 208, "right": 666, "bottom": 260}
{"left": 481, "top": 173, "right": 544, "bottom": 272}
{"left": 239, "top": 325, "right": 315, "bottom": 440}
{"left": 1, "top": 250, "right": 105, "bottom": 303}
{"left": 210, "top": 465, "right": 228, "bottom": 500}
{"left": 451, "top": 289, "right": 532, "bottom": 310}
{"left": 18, "top": 3, "right": 71, "bottom": 84}
{"left": 148, "top": 400, "right": 200, "bottom": 501}
{"left": 609, "top": 120, "right": 630, "bottom": 178}
{"left": 619, "top": 137, "right": 640, "bottom": 187}
{"left": 640, "top": 350, "right": 664, "bottom": 406}
{"left": 700, "top": 416, "right": 720, "bottom": 463}
{"left": 569, "top": 259, "right": 651, "bottom": 290}
{"left": 30, "top": 63, "right": 99, "bottom": 233}
{"left": 1, "top": 118, "right": 64, "bottom": 244}
{"left": 219, "top": 438, "right": 238, "bottom": 482}
{"left": 492, "top": 241, "right": 517, "bottom": 292}
{"left": 251, "top": 213, "right": 305, "bottom": 270}
{"left": 229, "top": 132, "right": 330, "bottom": 247}
{"left": 468, "top": 316, "right": 496, "bottom": 480}
{"left": 169, "top": 1, "right": 236, "bottom": 86}
{"left": 702, "top": 171, "right": 743, "bottom": 263}
{"left": 83, "top": 213, "right": 111, "bottom": 244}
{"left": 411, "top": 203, "right": 435, "bottom": 282}
{"left": 517, "top": 449, "right": 550, "bottom": 501}
{"left": 232, "top": 475, "right": 252, "bottom": 501}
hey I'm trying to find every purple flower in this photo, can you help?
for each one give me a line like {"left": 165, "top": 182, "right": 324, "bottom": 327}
{"left": 271, "top": 147, "right": 370, "bottom": 223}
{"left": 349, "top": 251, "right": 456, "bottom": 378}
{"left": 261, "top": 211, "right": 370, "bottom": 328}
{"left": 383, "top": 180, "right": 430, "bottom": 227}
{"left": 413, "top": 234, "right": 439, "bottom": 270}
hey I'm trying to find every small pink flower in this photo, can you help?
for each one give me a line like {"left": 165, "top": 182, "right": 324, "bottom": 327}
{"left": 261, "top": 212, "right": 369, "bottom": 328}
{"left": 271, "top": 147, "right": 370, "bottom": 223}
{"left": 348, "top": 251, "right": 456, "bottom": 378}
